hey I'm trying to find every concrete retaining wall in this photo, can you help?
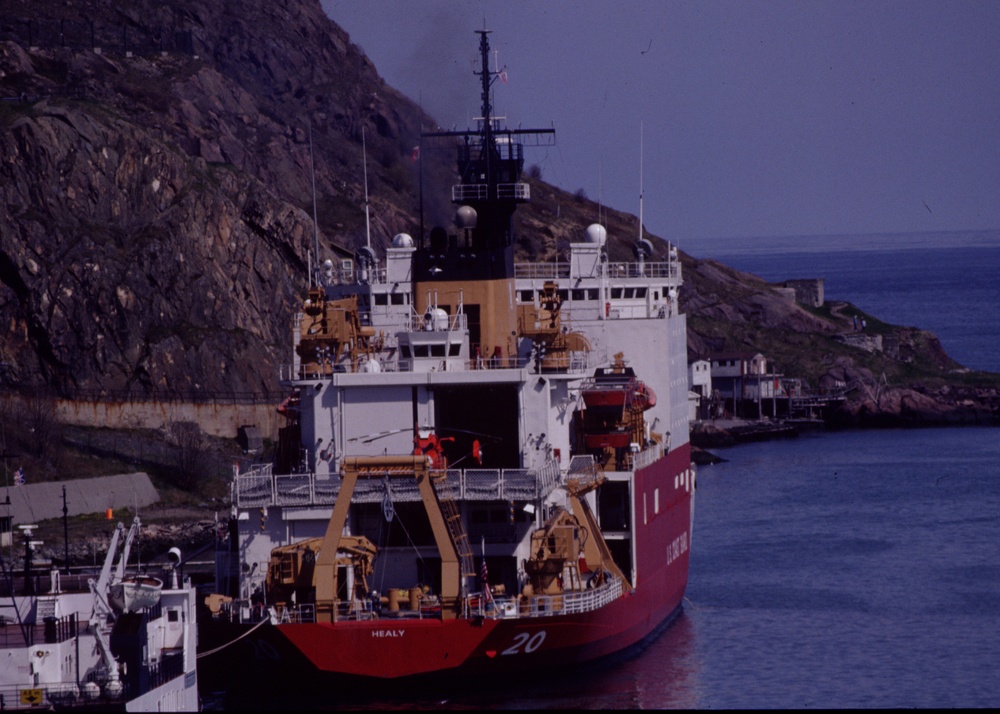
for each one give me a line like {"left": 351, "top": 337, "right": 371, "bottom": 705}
{"left": 50, "top": 399, "right": 282, "bottom": 441}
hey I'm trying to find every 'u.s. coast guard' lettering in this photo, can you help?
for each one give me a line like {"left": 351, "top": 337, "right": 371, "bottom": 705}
{"left": 666, "top": 531, "right": 688, "bottom": 565}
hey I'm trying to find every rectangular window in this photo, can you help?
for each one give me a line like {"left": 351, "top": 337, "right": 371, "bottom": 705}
{"left": 519, "top": 290, "right": 533, "bottom": 303}
{"left": 374, "top": 294, "right": 388, "bottom": 305}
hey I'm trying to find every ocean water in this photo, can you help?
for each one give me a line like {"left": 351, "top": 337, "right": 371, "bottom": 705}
{"left": 204, "top": 232, "right": 1000, "bottom": 710}
{"left": 684, "top": 229, "right": 1000, "bottom": 374}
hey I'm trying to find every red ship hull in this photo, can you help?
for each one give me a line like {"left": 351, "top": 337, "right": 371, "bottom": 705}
{"left": 200, "top": 445, "right": 693, "bottom": 688}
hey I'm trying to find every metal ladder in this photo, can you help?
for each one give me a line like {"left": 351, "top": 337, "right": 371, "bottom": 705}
{"left": 431, "top": 472, "right": 475, "bottom": 579}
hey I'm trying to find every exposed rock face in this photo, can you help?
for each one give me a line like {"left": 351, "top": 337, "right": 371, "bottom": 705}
{"left": 828, "top": 383, "right": 1000, "bottom": 427}
{"left": 1, "top": 0, "right": 997, "bottom": 431}
{"left": 1, "top": 0, "right": 428, "bottom": 396}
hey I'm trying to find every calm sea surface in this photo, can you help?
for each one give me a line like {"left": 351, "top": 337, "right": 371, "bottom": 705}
{"left": 686, "top": 230, "right": 1000, "bottom": 374}
{"left": 205, "top": 232, "right": 1000, "bottom": 710}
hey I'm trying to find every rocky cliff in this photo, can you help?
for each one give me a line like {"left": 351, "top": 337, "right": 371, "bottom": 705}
{"left": 2, "top": 0, "right": 997, "bottom": 430}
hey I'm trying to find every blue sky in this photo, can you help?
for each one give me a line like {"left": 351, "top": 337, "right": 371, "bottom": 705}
{"left": 321, "top": 0, "right": 1000, "bottom": 246}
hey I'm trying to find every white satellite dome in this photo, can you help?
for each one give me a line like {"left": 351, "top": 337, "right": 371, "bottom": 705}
{"left": 585, "top": 224, "right": 607, "bottom": 246}
{"left": 423, "top": 307, "right": 449, "bottom": 331}
{"left": 392, "top": 233, "right": 414, "bottom": 248}
{"left": 455, "top": 205, "right": 478, "bottom": 229}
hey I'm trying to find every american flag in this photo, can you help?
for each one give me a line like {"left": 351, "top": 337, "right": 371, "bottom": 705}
{"left": 480, "top": 557, "right": 494, "bottom": 604}
{"left": 480, "top": 538, "right": 494, "bottom": 604}
{"left": 14, "top": 467, "right": 24, "bottom": 486}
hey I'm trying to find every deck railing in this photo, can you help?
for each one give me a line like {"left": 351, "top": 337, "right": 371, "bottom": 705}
{"left": 224, "top": 575, "right": 623, "bottom": 627}
{"left": 235, "top": 459, "right": 563, "bottom": 509}
{"left": 514, "top": 260, "right": 680, "bottom": 281}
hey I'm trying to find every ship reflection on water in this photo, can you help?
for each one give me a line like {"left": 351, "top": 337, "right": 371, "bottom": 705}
{"left": 502, "top": 612, "right": 703, "bottom": 711}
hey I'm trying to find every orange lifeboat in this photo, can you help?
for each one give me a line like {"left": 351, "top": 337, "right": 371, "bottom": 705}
{"left": 634, "top": 382, "right": 656, "bottom": 410}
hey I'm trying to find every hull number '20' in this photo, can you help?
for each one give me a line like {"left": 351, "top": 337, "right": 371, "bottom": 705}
{"left": 501, "top": 630, "right": 547, "bottom": 656}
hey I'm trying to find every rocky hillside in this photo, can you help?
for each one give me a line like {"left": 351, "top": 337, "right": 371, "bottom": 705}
{"left": 2, "top": 0, "right": 998, "bottom": 428}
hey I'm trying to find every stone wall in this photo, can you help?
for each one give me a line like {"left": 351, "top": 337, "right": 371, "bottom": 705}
{"left": 4, "top": 394, "right": 281, "bottom": 441}
{"left": 775, "top": 278, "right": 825, "bottom": 308}
{"left": 54, "top": 399, "right": 282, "bottom": 440}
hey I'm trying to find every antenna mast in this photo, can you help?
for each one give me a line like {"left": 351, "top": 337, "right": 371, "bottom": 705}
{"left": 639, "top": 120, "right": 645, "bottom": 243}
{"left": 363, "top": 127, "right": 372, "bottom": 249}
{"left": 308, "top": 122, "right": 321, "bottom": 287}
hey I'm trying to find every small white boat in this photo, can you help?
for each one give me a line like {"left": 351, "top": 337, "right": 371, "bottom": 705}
{"left": 110, "top": 576, "right": 163, "bottom": 613}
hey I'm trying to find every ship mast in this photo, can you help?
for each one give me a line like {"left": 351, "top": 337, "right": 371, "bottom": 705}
{"left": 476, "top": 29, "right": 494, "bottom": 191}
{"left": 414, "top": 31, "right": 556, "bottom": 361}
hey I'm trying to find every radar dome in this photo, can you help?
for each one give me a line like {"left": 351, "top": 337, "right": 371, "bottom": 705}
{"left": 392, "top": 233, "right": 414, "bottom": 248}
{"left": 423, "top": 307, "right": 449, "bottom": 331}
{"left": 585, "top": 224, "right": 607, "bottom": 246}
{"left": 455, "top": 205, "right": 478, "bottom": 229}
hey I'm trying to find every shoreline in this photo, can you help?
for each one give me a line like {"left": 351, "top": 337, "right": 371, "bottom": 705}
{"left": 689, "top": 414, "right": 998, "bottom": 464}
